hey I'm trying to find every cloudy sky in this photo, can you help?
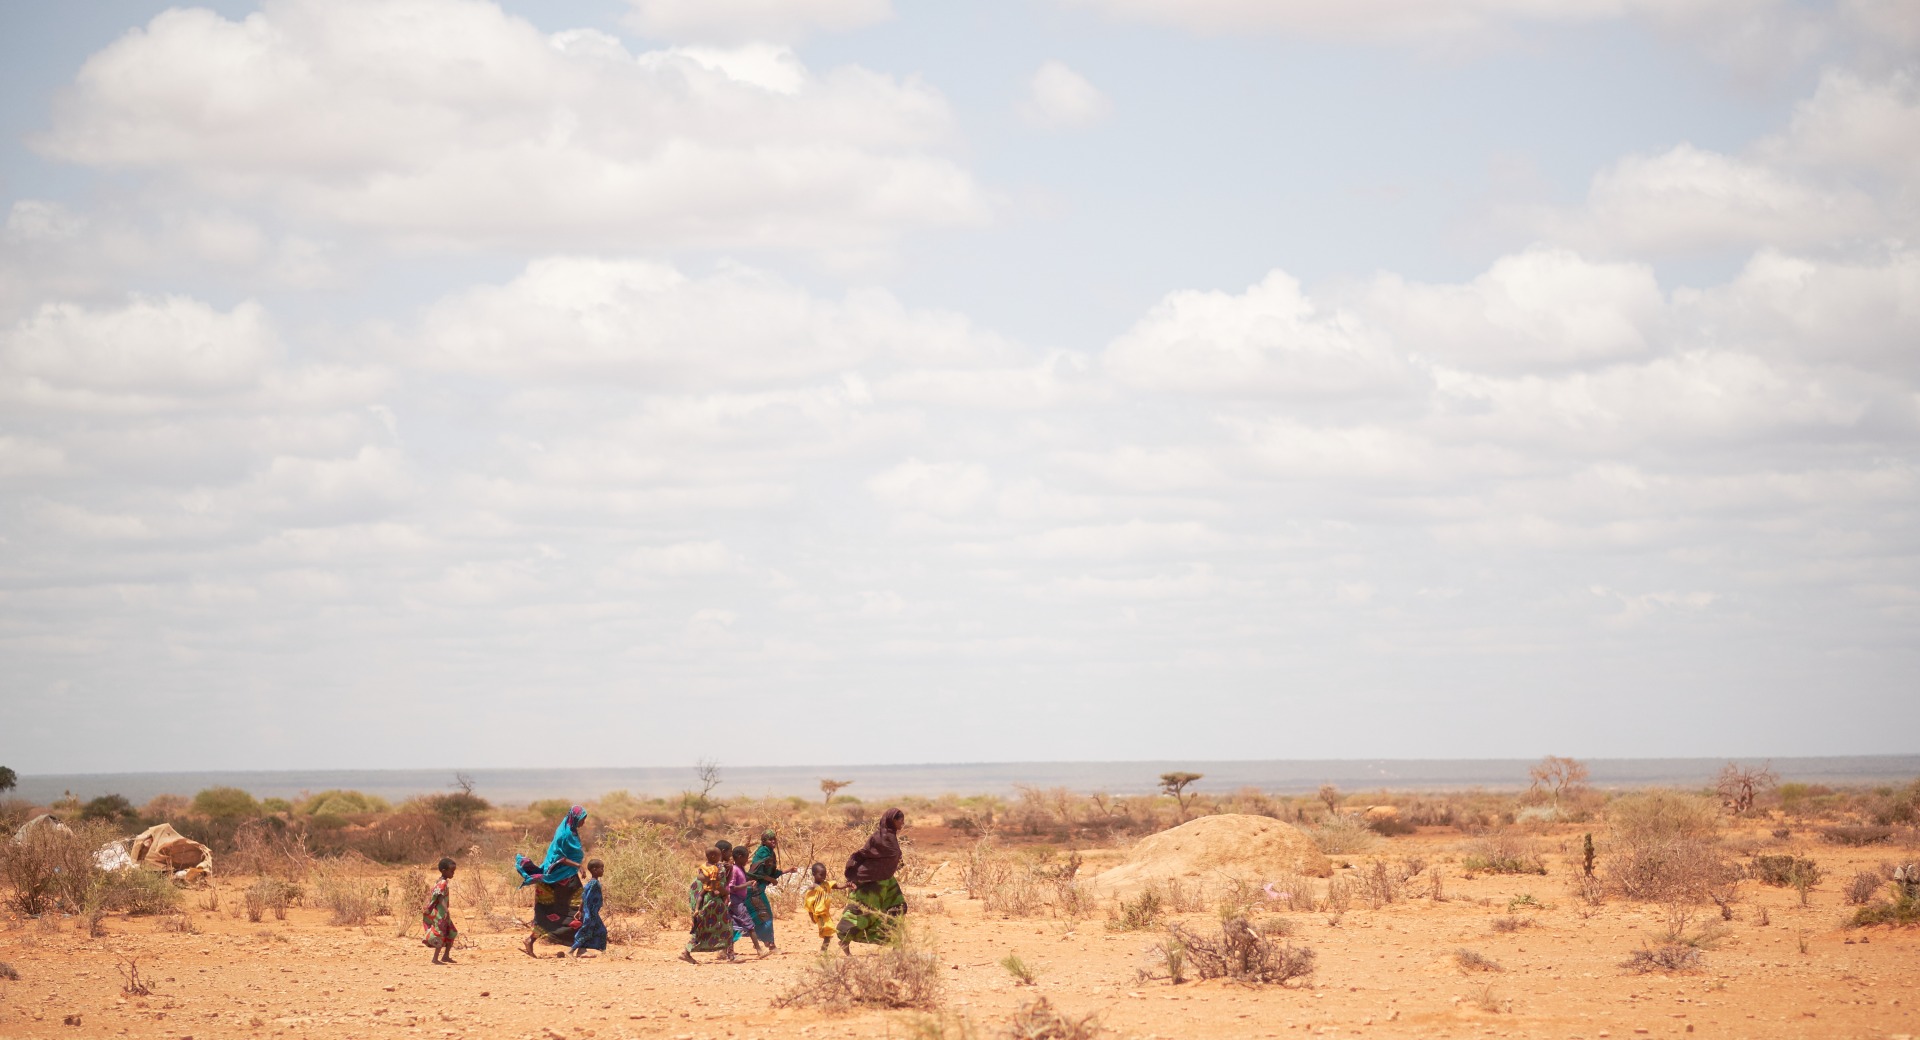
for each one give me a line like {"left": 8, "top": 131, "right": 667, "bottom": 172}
{"left": 1, "top": 0, "right": 1916, "bottom": 775}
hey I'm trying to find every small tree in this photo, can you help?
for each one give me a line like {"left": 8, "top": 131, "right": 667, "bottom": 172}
{"left": 1528, "top": 756, "right": 1591, "bottom": 809}
{"left": 0, "top": 766, "right": 16, "bottom": 794}
{"left": 1317, "top": 784, "right": 1341, "bottom": 815}
{"left": 1159, "top": 772, "right": 1203, "bottom": 822}
{"left": 820, "top": 779, "right": 853, "bottom": 805}
{"left": 1715, "top": 761, "right": 1778, "bottom": 816}
{"left": 81, "top": 794, "right": 137, "bottom": 826}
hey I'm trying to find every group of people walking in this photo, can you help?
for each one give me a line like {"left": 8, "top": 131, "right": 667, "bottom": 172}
{"left": 416, "top": 803, "right": 910, "bottom": 964}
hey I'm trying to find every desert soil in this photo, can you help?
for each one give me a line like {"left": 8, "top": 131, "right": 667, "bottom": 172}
{"left": 1, "top": 826, "right": 1913, "bottom": 1040}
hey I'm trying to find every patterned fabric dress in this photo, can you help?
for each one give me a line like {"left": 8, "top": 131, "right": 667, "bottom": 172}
{"left": 421, "top": 877, "right": 457, "bottom": 949}
{"left": 570, "top": 876, "right": 607, "bottom": 953}
{"left": 745, "top": 842, "right": 780, "bottom": 945}
{"left": 836, "top": 878, "right": 907, "bottom": 945}
{"left": 685, "top": 865, "right": 731, "bottom": 953}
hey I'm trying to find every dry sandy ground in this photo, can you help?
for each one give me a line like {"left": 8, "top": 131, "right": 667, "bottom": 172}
{"left": 1, "top": 829, "right": 1913, "bottom": 1040}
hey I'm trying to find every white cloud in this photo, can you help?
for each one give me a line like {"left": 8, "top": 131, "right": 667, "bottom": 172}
{"left": 1365, "top": 248, "right": 1665, "bottom": 371}
{"left": 868, "top": 458, "right": 993, "bottom": 515}
{"left": 622, "top": 0, "right": 891, "bottom": 44}
{"left": 1020, "top": 61, "right": 1112, "bottom": 129}
{"left": 411, "top": 257, "right": 1012, "bottom": 386}
{"left": 1537, "top": 144, "right": 1884, "bottom": 255}
{"left": 1104, "top": 270, "right": 1420, "bottom": 399}
{"left": 34, "top": 0, "right": 981, "bottom": 253}
{"left": 620, "top": 540, "right": 745, "bottom": 575}
{"left": 3, "top": 295, "right": 281, "bottom": 407}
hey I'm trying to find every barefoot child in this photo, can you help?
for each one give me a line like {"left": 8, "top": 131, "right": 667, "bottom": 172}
{"left": 803, "top": 862, "right": 838, "bottom": 951}
{"left": 681, "top": 847, "right": 733, "bottom": 963}
{"left": 569, "top": 859, "right": 607, "bottom": 957}
{"left": 422, "top": 857, "right": 458, "bottom": 964}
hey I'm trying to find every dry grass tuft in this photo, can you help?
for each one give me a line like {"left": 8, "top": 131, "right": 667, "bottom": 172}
{"left": 0, "top": 961, "right": 18, "bottom": 981}
{"left": 1168, "top": 914, "right": 1314, "bottom": 986}
{"left": 774, "top": 926, "right": 942, "bottom": 1011}
{"left": 1104, "top": 887, "right": 1163, "bottom": 932}
{"left": 1002, "top": 996, "right": 1105, "bottom": 1039}
{"left": 1454, "top": 948, "right": 1503, "bottom": 972}
{"left": 1621, "top": 943, "right": 1702, "bottom": 973}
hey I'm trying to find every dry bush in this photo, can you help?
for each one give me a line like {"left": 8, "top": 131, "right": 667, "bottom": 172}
{"left": 1356, "top": 861, "right": 1401, "bottom": 908}
{"left": 1, "top": 820, "right": 100, "bottom": 915}
{"left": 1167, "top": 914, "right": 1314, "bottom": 987}
{"left": 1621, "top": 943, "right": 1702, "bottom": 973}
{"left": 1003, "top": 996, "right": 1105, "bottom": 1040}
{"left": 94, "top": 868, "right": 180, "bottom": 916}
{"left": 1750, "top": 855, "right": 1823, "bottom": 889}
{"left": 1845, "top": 871, "right": 1884, "bottom": 905}
{"left": 1105, "top": 887, "right": 1163, "bottom": 931}
{"left": 1310, "top": 815, "right": 1379, "bottom": 854}
{"left": 1324, "top": 876, "right": 1352, "bottom": 914}
{"left": 1822, "top": 826, "right": 1894, "bottom": 847}
{"left": 1489, "top": 916, "right": 1532, "bottom": 933}
{"left": 1134, "top": 934, "right": 1188, "bottom": 985}
{"left": 1266, "top": 870, "right": 1317, "bottom": 912}
{"left": 1604, "top": 792, "right": 1738, "bottom": 923}
{"left": 0, "top": 961, "right": 17, "bottom": 981}
{"left": 391, "top": 870, "right": 432, "bottom": 937}
{"left": 1460, "top": 830, "right": 1546, "bottom": 875}
{"left": 226, "top": 820, "right": 312, "bottom": 879}
{"left": 245, "top": 877, "right": 294, "bottom": 922}
{"left": 1163, "top": 878, "right": 1206, "bottom": 913}
{"left": 598, "top": 823, "right": 694, "bottom": 928}
{"left": 1454, "top": 948, "right": 1502, "bottom": 972}
{"left": 455, "top": 866, "right": 515, "bottom": 932}
{"left": 773, "top": 926, "right": 942, "bottom": 1011}
{"left": 344, "top": 813, "right": 454, "bottom": 865}
{"left": 311, "top": 864, "right": 388, "bottom": 926}
{"left": 159, "top": 913, "right": 199, "bottom": 934}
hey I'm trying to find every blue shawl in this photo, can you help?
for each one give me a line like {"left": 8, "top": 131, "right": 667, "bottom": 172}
{"left": 516, "top": 804, "right": 586, "bottom": 887}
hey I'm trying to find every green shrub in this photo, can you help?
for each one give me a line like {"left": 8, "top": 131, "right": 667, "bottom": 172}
{"left": 94, "top": 868, "right": 179, "bottom": 915}
{"left": 1821, "top": 826, "right": 1894, "bottom": 847}
{"left": 424, "top": 792, "right": 490, "bottom": 830}
{"left": 296, "top": 790, "right": 390, "bottom": 816}
{"left": 191, "top": 787, "right": 262, "bottom": 820}
{"left": 1460, "top": 831, "right": 1546, "bottom": 875}
{"left": 1750, "top": 855, "right": 1823, "bottom": 888}
{"left": 80, "top": 795, "right": 138, "bottom": 826}
{"left": 1848, "top": 892, "right": 1918, "bottom": 928}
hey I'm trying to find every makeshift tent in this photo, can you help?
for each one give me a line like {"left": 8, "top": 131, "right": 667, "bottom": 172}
{"left": 11, "top": 813, "right": 72, "bottom": 843}
{"left": 128, "top": 823, "right": 213, "bottom": 878}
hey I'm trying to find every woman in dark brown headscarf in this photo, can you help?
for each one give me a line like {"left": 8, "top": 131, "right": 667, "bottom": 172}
{"left": 836, "top": 808, "right": 907, "bottom": 950}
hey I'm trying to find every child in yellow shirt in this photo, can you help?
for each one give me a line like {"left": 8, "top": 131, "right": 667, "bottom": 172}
{"left": 802, "top": 862, "right": 839, "bottom": 951}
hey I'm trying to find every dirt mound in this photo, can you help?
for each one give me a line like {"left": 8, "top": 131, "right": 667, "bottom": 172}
{"left": 1092, "top": 814, "right": 1331, "bottom": 897}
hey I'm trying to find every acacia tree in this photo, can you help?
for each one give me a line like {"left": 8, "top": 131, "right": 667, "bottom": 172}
{"left": 819, "top": 778, "right": 853, "bottom": 805}
{"left": 1159, "top": 772, "right": 1203, "bottom": 822}
{"left": 0, "top": 766, "right": 14, "bottom": 794}
{"left": 1716, "top": 761, "right": 1778, "bottom": 815}
{"left": 1527, "top": 756, "right": 1591, "bottom": 808}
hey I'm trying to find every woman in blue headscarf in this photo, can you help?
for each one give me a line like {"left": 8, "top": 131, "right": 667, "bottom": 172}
{"left": 517, "top": 805, "right": 587, "bottom": 957}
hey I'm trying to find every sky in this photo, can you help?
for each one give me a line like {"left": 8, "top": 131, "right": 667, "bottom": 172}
{"left": 0, "top": 0, "right": 1916, "bottom": 775}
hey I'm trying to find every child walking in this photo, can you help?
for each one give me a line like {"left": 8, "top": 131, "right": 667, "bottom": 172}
{"left": 803, "top": 861, "right": 838, "bottom": 951}
{"left": 422, "top": 857, "right": 458, "bottom": 964}
{"left": 727, "top": 845, "right": 766, "bottom": 957}
{"left": 681, "top": 847, "right": 733, "bottom": 963}
{"left": 569, "top": 858, "right": 607, "bottom": 958}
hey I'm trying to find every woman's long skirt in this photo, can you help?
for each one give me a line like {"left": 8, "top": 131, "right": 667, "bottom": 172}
{"left": 744, "top": 886, "right": 776, "bottom": 945}
{"left": 836, "top": 878, "right": 907, "bottom": 945}
{"left": 530, "top": 877, "right": 580, "bottom": 945}
{"left": 687, "top": 891, "right": 732, "bottom": 953}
